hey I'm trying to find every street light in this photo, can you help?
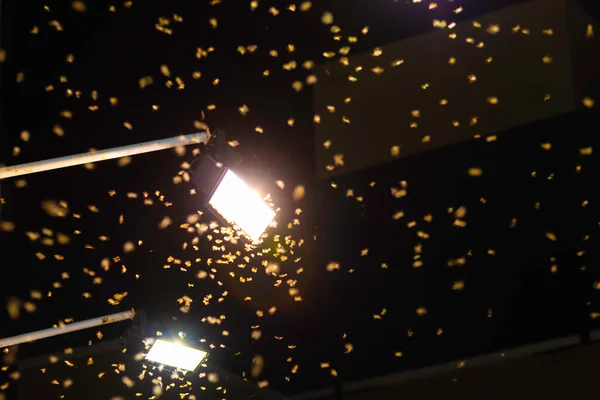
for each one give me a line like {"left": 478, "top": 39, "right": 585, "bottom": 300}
{"left": 0, "top": 129, "right": 276, "bottom": 242}
{"left": 145, "top": 339, "right": 208, "bottom": 372}
{"left": 0, "top": 310, "right": 210, "bottom": 374}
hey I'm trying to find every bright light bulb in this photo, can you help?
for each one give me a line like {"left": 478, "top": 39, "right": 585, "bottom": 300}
{"left": 209, "top": 169, "right": 276, "bottom": 242}
{"left": 146, "top": 339, "right": 207, "bottom": 371}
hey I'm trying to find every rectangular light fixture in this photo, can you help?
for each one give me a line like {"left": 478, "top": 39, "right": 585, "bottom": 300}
{"left": 208, "top": 169, "right": 276, "bottom": 242}
{"left": 145, "top": 339, "right": 208, "bottom": 371}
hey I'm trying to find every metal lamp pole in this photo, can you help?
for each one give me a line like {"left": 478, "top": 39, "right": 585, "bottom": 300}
{"left": 0, "top": 132, "right": 209, "bottom": 180}
{"left": 0, "top": 309, "right": 135, "bottom": 348}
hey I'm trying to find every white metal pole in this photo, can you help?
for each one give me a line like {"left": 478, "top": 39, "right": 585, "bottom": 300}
{"left": 0, "top": 309, "right": 135, "bottom": 348}
{"left": 0, "top": 132, "right": 209, "bottom": 180}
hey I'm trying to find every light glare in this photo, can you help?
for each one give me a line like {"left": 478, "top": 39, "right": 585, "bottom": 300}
{"left": 209, "top": 169, "right": 276, "bottom": 242}
{"left": 146, "top": 339, "right": 207, "bottom": 371}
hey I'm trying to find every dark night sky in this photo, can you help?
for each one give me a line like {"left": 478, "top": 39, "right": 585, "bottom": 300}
{"left": 1, "top": 0, "right": 600, "bottom": 399}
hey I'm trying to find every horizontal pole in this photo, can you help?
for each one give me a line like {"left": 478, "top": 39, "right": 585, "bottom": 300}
{"left": 0, "top": 132, "right": 209, "bottom": 180}
{"left": 0, "top": 309, "right": 135, "bottom": 348}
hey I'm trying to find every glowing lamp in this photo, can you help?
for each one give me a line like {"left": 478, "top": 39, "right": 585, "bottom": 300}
{"left": 145, "top": 339, "right": 208, "bottom": 371}
{"left": 192, "top": 154, "right": 275, "bottom": 242}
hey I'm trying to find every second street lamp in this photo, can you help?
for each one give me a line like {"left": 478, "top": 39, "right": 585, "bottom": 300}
{"left": 0, "top": 309, "right": 210, "bottom": 374}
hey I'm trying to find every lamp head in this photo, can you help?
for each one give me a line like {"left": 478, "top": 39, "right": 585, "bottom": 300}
{"left": 191, "top": 130, "right": 275, "bottom": 243}
{"left": 145, "top": 339, "right": 208, "bottom": 372}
